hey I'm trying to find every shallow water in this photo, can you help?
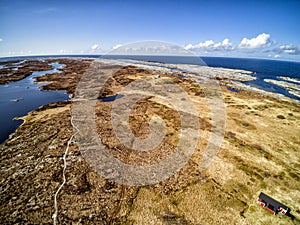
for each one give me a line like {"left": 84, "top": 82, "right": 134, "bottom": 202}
{"left": 98, "top": 94, "right": 125, "bottom": 102}
{"left": 0, "top": 62, "right": 69, "bottom": 143}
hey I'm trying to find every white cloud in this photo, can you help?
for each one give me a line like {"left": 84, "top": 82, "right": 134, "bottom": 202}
{"left": 184, "top": 44, "right": 194, "bottom": 50}
{"left": 274, "top": 54, "right": 280, "bottom": 58}
{"left": 274, "top": 45, "right": 300, "bottom": 55}
{"left": 184, "top": 38, "right": 233, "bottom": 51}
{"left": 0, "top": 38, "right": 3, "bottom": 42}
{"left": 91, "top": 44, "right": 100, "bottom": 50}
{"left": 112, "top": 44, "right": 122, "bottom": 50}
{"left": 238, "top": 33, "right": 271, "bottom": 49}
{"left": 58, "top": 49, "right": 73, "bottom": 54}
{"left": 197, "top": 40, "right": 215, "bottom": 48}
{"left": 214, "top": 38, "right": 233, "bottom": 50}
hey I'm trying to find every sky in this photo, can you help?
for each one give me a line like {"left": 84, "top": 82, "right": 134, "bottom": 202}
{"left": 0, "top": 0, "right": 300, "bottom": 61}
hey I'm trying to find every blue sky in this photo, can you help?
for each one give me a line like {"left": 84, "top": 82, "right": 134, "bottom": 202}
{"left": 0, "top": 0, "right": 300, "bottom": 60}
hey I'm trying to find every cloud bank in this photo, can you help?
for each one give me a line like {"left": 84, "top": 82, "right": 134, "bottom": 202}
{"left": 109, "top": 41, "right": 191, "bottom": 56}
{"left": 111, "top": 34, "right": 299, "bottom": 60}
{"left": 184, "top": 33, "right": 275, "bottom": 54}
{"left": 182, "top": 33, "right": 300, "bottom": 58}
{"left": 272, "top": 45, "right": 300, "bottom": 55}
{"left": 184, "top": 38, "right": 233, "bottom": 51}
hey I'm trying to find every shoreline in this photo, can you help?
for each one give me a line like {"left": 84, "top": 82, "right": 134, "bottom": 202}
{"left": 1, "top": 57, "right": 299, "bottom": 146}
{"left": 1, "top": 58, "right": 300, "bottom": 224}
{"left": 1, "top": 57, "right": 299, "bottom": 101}
{"left": 1, "top": 57, "right": 299, "bottom": 145}
{"left": 0, "top": 58, "right": 92, "bottom": 144}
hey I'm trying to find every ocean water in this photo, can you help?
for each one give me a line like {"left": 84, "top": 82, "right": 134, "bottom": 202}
{"left": 0, "top": 55, "right": 299, "bottom": 143}
{"left": 100, "top": 55, "right": 300, "bottom": 100}
{"left": 202, "top": 57, "right": 300, "bottom": 100}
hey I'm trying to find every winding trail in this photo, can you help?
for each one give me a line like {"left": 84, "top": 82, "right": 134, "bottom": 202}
{"left": 52, "top": 109, "right": 79, "bottom": 225}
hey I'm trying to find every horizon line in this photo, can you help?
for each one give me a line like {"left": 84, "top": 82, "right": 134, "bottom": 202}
{"left": 0, "top": 53, "right": 299, "bottom": 63}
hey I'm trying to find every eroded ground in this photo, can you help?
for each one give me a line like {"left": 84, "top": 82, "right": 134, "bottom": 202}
{"left": 0, "top": 59, "right": 299, "bottom": 224}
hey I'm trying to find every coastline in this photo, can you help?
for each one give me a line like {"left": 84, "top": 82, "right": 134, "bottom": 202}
{"left": 0, "top": 59, "right": 53, "bottom": 84}
{"left": 1, "top": 58, "right": 300, "bottom": 224}
{"left": 0, "top": 58, "right": 93, "bottom": 144}
{"left": 264, "top": 79, "right": 300, "bottom": 99}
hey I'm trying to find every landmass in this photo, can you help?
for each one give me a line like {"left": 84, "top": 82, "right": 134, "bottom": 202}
{"left": 279, "top": 76, "right": 300, "bottom": 84}
{"left": 0, "top": 58, "right": 299, "bottom": 224}
{"left": 0, "top": 59, "right": 53, "bottom": 84}
{"left": 264, "top": 78, "right": 300, "bottom": 99}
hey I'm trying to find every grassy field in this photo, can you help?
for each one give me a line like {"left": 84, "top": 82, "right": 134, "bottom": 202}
{"left": 1, "top": 61, "right": 299, "bottom": 224}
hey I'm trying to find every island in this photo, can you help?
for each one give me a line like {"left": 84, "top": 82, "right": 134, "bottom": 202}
{"left": 0, "top": 57, "right": 299, "bottom": 224}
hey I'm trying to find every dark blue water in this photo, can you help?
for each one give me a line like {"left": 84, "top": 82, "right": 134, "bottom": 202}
{"left": 99, "top": 55, "right": 300, "bottom": 100}
{"left": 201, "top": 57, "right": 300, "bottom": 101}
{"left": 227, "top": 87, "right": 240, "bottom": 93}
{"left": 0, "top": 62, "right": 69, "bottom": 143}
{"left": 98, "top": 94, "right": 125, "bottom": 102}
{"left": 202, "top": 57, "right": 299, "bottom": 76}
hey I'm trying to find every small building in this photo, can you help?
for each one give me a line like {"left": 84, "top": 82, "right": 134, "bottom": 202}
{"left": 257, "top": 192, "right": 290, "bottom": 215}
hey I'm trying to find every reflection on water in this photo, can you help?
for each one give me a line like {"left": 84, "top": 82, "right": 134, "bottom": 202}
{"left": 0, "top": 62, "right": 69, "bottom": 143}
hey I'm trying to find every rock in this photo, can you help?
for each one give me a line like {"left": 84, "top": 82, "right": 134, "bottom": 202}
{"left": 277, "top": 115, "right": 285, "bottom": 119}
{"left": 10, "top": 98, "right": 23, "bottom": 102}
{"left": 241, "top": 121, "right": 250, "bottom": 127}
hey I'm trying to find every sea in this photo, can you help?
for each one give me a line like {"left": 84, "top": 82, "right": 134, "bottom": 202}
{"left": 0, "top": 55, "right": 299, "bottom": 143}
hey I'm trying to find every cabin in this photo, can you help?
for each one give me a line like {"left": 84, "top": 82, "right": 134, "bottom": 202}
{"left": 257, "top": 192, "right": 290, "bottom": 215}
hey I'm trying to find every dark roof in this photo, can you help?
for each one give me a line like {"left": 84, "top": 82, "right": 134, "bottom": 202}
{"left": 259, "top": 192, "right": 289, "bottom": 211}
